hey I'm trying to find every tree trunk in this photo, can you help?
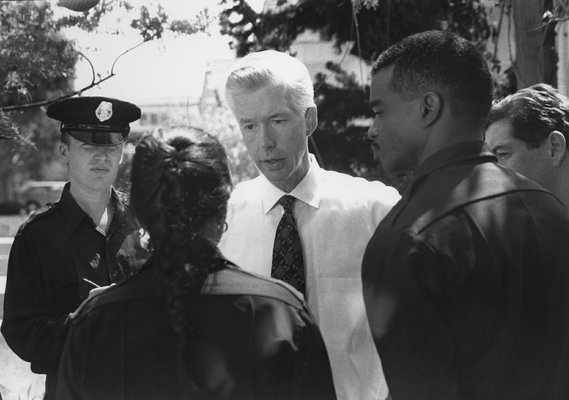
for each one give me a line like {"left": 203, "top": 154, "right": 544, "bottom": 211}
{"left": 512, "top": 0, "right": 556, "bottom": 89}
{"left": 558, "top": 20, "right": 569, "bottom": 96}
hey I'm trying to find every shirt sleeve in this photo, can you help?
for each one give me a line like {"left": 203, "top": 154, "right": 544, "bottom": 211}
{"left": 1, "top": 234, "right": 69, "bottom": 371}
{"left": 370, "top": 183, "right": 401, "bottom": 228}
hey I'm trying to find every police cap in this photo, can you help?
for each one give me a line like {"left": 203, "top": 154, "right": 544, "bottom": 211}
{"left": 47, "top": 96, "right": 141, "bottom": 145}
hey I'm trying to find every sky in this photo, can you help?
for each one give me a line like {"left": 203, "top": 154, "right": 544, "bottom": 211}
{"left": 55, "top": 0, "right": 238, "bottom": 105}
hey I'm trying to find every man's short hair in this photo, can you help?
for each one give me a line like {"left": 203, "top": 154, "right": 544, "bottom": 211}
{"left": 487, "top": 83, "right": 569, "bottom": 149}
{"left": 372, "top": 30, "right": 493, "bottom": 124}
{"left": 225, "top": 50, "right": 315, "bottom": 115}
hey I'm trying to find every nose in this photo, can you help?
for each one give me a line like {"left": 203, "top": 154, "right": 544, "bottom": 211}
{"left": 93, "top": 147, "right": 110, "bottom": 160}
{"left": 259, "top": 123, "right": 276, "bottom": 150}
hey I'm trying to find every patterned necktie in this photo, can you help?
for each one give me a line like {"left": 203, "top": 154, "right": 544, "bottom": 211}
{"left": 271, "top": 195, "right": 305, "bottom": 294}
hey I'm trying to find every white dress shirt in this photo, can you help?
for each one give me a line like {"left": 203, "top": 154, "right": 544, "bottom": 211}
{"left": 219, "top": 157, "right": 401, "bottom": 400}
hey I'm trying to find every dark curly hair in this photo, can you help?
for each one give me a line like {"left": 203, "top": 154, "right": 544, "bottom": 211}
{"left": 487, "top": 83, "right": 569, "bottom": 149}
{"left": 130, "top": 130, "right": 232, "bottom": 364}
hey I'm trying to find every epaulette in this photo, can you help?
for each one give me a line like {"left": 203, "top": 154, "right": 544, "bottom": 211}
{"left": 15, "top": 203, "right": 58, "bottom": 237}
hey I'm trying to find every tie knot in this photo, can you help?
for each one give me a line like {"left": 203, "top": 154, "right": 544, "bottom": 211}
{"left": 278, "top": 195, "right": 296, "bottom": 213}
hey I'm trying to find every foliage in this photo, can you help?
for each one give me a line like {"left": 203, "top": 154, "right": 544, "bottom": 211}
{"left": 0, "top": 2, "right": 75, "bottom": 202}
{"left": 0, "top": 2, "right": 77, "bottom": 108}
{"left": 219, "top": 0, "right": 494, "bottom": 188}
{"left": 0, "top": 109, "right": 20, "bottom": 141}
{"left": 1, "top": 1, "right": 214, "bottom": 111}
{"left": 0, "top": 0, "right": 214, "bottom": 202}
{"left": 220, "top": 0, "right": 491, "bottom": 62}
{"left": 312, "top": 64, "right": 374, "bottom": 175}
{"left": 131, "top": 5, "right": 214, "bottom": 40}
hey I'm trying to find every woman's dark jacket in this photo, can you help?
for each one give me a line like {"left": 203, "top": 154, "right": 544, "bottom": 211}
{"left": 56, "top": 260, "right": 337, "bottom": 400}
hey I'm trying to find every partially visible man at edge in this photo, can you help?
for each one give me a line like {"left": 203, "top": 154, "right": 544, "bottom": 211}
{"left": 486, "top": 83, "right": 569, "bottom": 206}
{"left": 218, "top": 50, "right": 401, "bottom": 400}
{"left": 362, "top": 30, "right": 569, "bottom": 399}
{"left": 1, "top": 96, "right": 149, "bottom": 400}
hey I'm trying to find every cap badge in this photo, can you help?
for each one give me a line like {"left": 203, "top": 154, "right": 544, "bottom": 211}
{"left": 95, "top": 101, "right": 113, "bottom": 122}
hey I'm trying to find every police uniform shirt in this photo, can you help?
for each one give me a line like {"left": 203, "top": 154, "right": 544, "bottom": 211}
{"left": 0, "top": 182, "right": 144, "bottom": 377}
{"left": 57, "top": 183, "right": 134, "bottom": 299}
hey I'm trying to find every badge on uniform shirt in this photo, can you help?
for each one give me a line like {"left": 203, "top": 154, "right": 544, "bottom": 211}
{"left": 95, "top": 101, "right": 113, "bottom": 122}
{"left": 89, "top": 253, "right": 101, "bottom": 269}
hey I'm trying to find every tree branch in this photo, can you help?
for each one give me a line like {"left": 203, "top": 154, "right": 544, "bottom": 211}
{"left": 0, "top": 40, "right": 147, "bottom": 112}
{"left": 79, "top": 51, "right": 96, "bottom": 85}
{"left": 0, "top": 72, "right": 115, "bottom": 112}
{"left": 111, "top": 39, "right": 147, "bottom": 74}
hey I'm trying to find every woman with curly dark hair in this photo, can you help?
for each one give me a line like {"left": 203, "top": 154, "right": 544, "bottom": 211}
{"left": 55, "top": 131, "right": 336, "bottom": 400}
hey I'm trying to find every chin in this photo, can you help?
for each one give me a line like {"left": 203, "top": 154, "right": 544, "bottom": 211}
{"left": 382, "top": 155, "right": 414, "bottom": 174}
{"left": 378, "top": 158, "right": 396, "bottom": 174}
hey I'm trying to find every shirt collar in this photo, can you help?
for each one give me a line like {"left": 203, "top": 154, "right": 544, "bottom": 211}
{"left": 260, "top": 154, "right": 322, "bottom": 214}
{"left": 61, "top": 182, "right": 125, "bottom": 233}
{"left": 60, "top": 182, "right": 88, "bottom": 233}
{"left": 401, "top": 141, "right": 497, "bottom": 199}
{"left": 414, "top": 141, "right": 496, "bottom": 183}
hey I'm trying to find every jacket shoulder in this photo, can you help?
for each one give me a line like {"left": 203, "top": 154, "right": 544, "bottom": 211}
{"left": 72, "top": 263, "right": 307, "bottom": 321}
{"left": 411, "top": 162, "right": 553, "bottom": 234}
{"left": 15, "top": 203, "right": 59, "bottom": 237}
{"left": 202, "top": 265, "right": 306, "bottom": 309}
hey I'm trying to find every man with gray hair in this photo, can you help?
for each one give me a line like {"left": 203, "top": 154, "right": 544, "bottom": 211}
{"left": 486, "top": 83, "right": 569, "bottom": 206}
{"left": 219, "top": 50, "right": 400, "bottom": 400}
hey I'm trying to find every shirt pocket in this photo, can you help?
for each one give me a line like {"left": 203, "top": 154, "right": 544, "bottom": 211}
{"left": 48, "top": 255, "right": 81, "bottom": 310}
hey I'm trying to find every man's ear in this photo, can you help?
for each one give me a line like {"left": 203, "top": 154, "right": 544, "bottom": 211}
{"left": 420, "top": 91, "right": 442, "bottom": 127}
{"left": 547, "top": 130, "right": 567, "bottom": 167}
{"left": 304, "top": 106, "right": 318, "bottom": 137}
{"left": 59, "top": 142, "right": 69, "bottom": 160}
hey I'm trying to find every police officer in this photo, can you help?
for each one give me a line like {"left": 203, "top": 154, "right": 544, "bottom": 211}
{"left": 1, "top": 96, "right": 147, "bottom": 400}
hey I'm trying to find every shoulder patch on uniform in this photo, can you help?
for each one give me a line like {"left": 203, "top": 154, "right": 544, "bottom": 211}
{"left": 15, "top": 203, "right": 57, "bottom": 237}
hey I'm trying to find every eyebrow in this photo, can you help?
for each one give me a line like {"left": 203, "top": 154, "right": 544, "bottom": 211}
{"left": 239, "top": 112, "right": 290, "bottom": 123}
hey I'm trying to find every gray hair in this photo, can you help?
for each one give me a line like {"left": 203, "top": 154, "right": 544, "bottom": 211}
{"left": 225, "top": 50, "right": 315, "bottom": 115}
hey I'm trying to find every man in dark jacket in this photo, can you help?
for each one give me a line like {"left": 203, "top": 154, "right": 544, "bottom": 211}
{"left": 1, "top": 96, "right": 148, "bottom": 400}
{"left": 363, "top": 30, "right": 569, "bottom": 400}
